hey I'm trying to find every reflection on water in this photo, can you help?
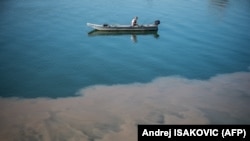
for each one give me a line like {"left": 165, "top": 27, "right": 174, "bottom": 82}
{"left": 210, "top": 0, "right": 229, "bottom": 8}
{"left": 208, "top": 0, "right": 230, "bottom": 20}
{"left": 131, "top": 34, "right": 137, "bottom": 43}
{"left": 88, "top": 30, "right": 159, "bottom": 43}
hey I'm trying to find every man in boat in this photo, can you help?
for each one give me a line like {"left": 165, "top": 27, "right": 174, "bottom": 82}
{"left": 131, "top": 16, "right": 138, "bottom": 26}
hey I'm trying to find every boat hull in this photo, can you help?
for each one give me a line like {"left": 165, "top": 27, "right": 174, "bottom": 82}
{"left": 88, "top": 30, "right": 159, "bottom": 37}
{"left": 87, "top": 23, "right": 158, "bottom": 31}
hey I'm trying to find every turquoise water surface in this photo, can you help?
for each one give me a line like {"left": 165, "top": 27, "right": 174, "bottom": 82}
{"left": 1, "top": 0, "right": 249, "bottom": 98}
{"left": 0, "top": 0, "right": 250, "bottom": 140}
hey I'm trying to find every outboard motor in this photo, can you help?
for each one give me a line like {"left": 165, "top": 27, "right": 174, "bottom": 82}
{"left": 154, "top": 20, "right": 160, "bottom": 25}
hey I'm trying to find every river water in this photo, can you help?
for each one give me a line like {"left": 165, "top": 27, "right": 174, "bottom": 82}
{"left": 0, "top": 0, "right": 250, "bottom": 140}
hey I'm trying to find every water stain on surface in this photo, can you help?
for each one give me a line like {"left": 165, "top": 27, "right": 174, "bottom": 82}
{"left": 0, "top": 72, "right": 249, "bottom": 141}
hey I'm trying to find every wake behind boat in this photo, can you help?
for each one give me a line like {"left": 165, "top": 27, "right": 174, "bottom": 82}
{"left": 87, "top": 20, "right": 160, "bottom": 31}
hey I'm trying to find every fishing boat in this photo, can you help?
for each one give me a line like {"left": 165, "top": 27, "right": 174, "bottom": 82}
{"left": 86, "top": 20, "right": 160, "bottom": 31}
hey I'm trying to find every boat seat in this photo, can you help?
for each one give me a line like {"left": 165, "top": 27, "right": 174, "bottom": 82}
{"left": 103, "top": 24, "right": 109, "bottom": 27}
